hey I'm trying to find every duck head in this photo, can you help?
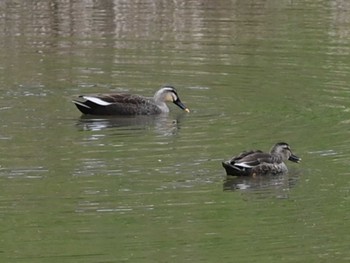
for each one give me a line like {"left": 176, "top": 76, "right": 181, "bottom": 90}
{"left": 271, "top": 142, "right": 301, "bottom": 163}
{"left": 154, "top": 86, "right": 190, "bottom": 112}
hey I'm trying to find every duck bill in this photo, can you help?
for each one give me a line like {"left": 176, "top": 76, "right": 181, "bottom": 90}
{"left": 174, "top": 99, "right": 190, "bottom": 113}
{"left": 289, "top": 154, "right": 301, "bottom": 163}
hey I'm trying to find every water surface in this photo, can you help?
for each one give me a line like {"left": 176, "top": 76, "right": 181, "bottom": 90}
{"left": 1, "top": 0, "right": 350, "bottom": 262}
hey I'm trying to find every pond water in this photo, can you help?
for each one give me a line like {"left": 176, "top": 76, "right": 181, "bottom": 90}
{"left": 1, "top": 0, "right": 350, "bottom": 262}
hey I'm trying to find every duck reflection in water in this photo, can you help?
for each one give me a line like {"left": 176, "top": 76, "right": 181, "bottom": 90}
{"left": 222, "top": 142, "right": 301, "bottom": 197}
{"left": 76, "top": 113, "right": 184, "bottom": 136}
{"left": 223, "top": 172, "right": 301, "bottom": 198}
{"left": 73, "top": 85, "right": 190, "bottom": 135}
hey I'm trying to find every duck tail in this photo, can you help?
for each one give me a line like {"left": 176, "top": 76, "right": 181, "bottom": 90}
{"left": 72, "top": 100, "right": 92, "bottom": 114}
{"left": 222, "top": 161, "right": 246, "bottom": 176}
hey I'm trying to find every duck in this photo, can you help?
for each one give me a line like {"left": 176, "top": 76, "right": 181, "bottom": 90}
{"left": 72, "top": 85, "right": 190, "bottom": 115}
{"left": 222, "top": 142, "right": 301, "bottom": 176}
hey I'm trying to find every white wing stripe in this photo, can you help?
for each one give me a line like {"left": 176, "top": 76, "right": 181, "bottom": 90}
{"left": 235, "top": 162, "right": 253, "bottom": 168}
{"left": 83, "top": 96, "right": 112, "bottom": 106}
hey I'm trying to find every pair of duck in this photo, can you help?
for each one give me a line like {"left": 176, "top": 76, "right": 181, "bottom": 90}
{"left": 72, "top": 85, "right": 301, "bottom": 176}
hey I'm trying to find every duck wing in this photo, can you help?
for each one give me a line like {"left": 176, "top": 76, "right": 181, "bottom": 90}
{"left": 81, "top": 93, "right": 148, "bottom": 105}
{"left": 222, "top": 150, "right": 261, "bottom": 176}
{"left": 230, "top": 150, "right": 274, "bottom": 168}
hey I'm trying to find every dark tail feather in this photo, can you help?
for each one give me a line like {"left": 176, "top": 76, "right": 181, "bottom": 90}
{"left": 72, "top": 100, "right": 92, "bottom": 114}
{"left": 222, "top": 161, "right": 247, "bottom": 176}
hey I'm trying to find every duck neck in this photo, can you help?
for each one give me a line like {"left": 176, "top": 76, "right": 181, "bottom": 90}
{"left": 153, "top": 90, "right": 165, "bottom": 102}
{"left": 156, "top": 102, "right": 169, "bottom": 112}
{"left": 271, "top": 154, "right": 284, "bottom": 164}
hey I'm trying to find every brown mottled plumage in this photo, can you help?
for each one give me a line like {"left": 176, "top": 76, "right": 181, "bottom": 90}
{"left": 222, "top": 142, "right": 301, "bottom": 176}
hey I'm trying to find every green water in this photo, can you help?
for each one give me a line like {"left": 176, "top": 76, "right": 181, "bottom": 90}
{"left": 1, "top": 0, "right": 350, "bottom": 262}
